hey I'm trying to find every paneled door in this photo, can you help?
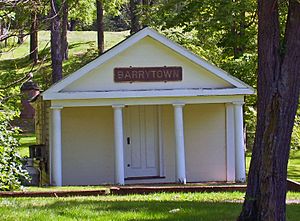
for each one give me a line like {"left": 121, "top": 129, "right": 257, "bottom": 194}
{"left": 124, "top": 105, "right": 160, "bottom": 178}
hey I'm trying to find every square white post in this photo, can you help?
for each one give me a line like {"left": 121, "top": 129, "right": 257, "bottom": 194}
{"left": 233, "top": 101, "right": 246, "bottom": 182}
{"left": 112, "top": 104, "right": 125, "bottom": 185}
{"left": 173, "top": 103, "right": 186, "bottom": 184}
{"left": 51, "top": 106, "right": 63, "bottom": 186}
{"left": 226, "top": 103, "right": 236, "bottom": 182}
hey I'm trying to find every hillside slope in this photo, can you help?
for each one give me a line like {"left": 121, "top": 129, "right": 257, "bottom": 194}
{"left": 0, "top": 31, "right": 129, "bottom": 90}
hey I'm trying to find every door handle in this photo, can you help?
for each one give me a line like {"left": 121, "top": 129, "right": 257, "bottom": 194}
{"left": 127, "top": 137, "right": 131, "bottom": 145}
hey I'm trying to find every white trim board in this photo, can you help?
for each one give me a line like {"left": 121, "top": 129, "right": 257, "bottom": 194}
{"left": 43, "top": 27, "right": 254, "bottom": 99}
{"left": 44, "top": 88, "right": 253, "bottom": 100}
{"left": 51, "top": 95, "right": 245, "bottom": 108}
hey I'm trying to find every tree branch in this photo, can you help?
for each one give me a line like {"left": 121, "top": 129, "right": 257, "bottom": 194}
{"left": 0, "top": 73, "right": 32, "bottom": 90}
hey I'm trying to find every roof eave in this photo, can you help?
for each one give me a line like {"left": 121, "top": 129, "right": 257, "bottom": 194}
{"left": 43, "top": 88, "right": 254, "bottom": 100}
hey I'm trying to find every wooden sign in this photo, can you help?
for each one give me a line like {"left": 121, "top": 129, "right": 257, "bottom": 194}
{"left": 114, "top": 66, "right": 182, "bottom": 82}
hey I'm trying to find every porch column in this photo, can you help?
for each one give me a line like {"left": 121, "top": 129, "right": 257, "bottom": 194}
{"left": 173, "top": 103, "right": 186, "bottom": 184}
{"left": 233, "top": 101, "right": 246, "bottom": 182}
{"left": 225, "top": 103, "right": 235, "bottom": 182}
{"left": 112, "top": 104, "right": 125, "bottom": 185}
{"left": 51, "top": 106, "right": 63, "bottom": 186}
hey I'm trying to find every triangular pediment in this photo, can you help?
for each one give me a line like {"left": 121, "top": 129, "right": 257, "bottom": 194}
{"left": 43, "top": 28, "right": 253, "bottom": 100}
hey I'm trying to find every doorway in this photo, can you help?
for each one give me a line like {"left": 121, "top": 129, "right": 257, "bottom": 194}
{"left": 124, "top": 105, "right": 161, "bottom": 178}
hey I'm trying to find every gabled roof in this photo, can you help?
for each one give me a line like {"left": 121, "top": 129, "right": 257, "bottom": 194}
{"left": 43, "top": 27, "right": 254, "bottom": 100}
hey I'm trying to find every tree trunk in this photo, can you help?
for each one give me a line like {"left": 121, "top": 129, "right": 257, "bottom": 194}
{"left": 231, "top": 23, "right": 240, "bottom": 59}
{"left": 69, "top": 19, "right": 76, "bottom": 31}
{"left": 17, "top": 29, "right": 24, "bottom": 44}
{"left": 96, "top": 0, "right": 104, "bottom": 55}
{"left": 0, "top": 22, "right": 3, "bottom": 44}
{"left": 50, "top": 0, "right": 63, "bottom": 84}
{"left": 130, "top": 0, "right": 142, "bottom": 34}
{"left": 231, "top": 0, "right": 246, "bottom": 59}
{"left": 238, "top": 0, "right": 300, "bottom": 220}
{"left": 238, "top": 0, "right": 247, "bottom": 57}
{"left": 61, "top": 0, "right": 69, "bottom": 60}
{"left": 0, "top": 22, "right": 8, "bottom": 47}
{"left": 30, "top": 12, "right": 38, "bottom": 64}
{"left": 0, "top": 22, "right": 2, "bottom": 37}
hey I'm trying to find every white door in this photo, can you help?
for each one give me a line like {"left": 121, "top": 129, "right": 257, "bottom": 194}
{"left": 124, "top": 105, "right": 160, "bottom": 178}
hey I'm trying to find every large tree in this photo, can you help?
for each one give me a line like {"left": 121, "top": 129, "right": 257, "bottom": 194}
{"left": 50, "top": 0, "right": 63, "bottom": 83}
{"left": 238, "top": 0, "right": 300, "bottom": 220}
{"left": 61, "top": 0, "right": 68, "bottom": 60}
{"left": 29, "top": 10, "right": 38, "bottom": 63}
{"left": 129, "top": 0, "right": 142, "bottom": 34}
{"left": 129, "top": 0, "right": 155, "bottom": 34}
{"left": 96, "top": 0, "right": 104, "bottom": 55}
{"left": 95, "top": 0, "right": 127, "bottom": 55}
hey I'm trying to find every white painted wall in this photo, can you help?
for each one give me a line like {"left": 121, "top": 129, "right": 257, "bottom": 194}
{"left": 61, "top": 107, "right": 115, "bottom": 185}
{"left": 63, "top": 37, "right": 233, "bottom": 92}
{"left": 61, "top": 104, "right": 227, "bottom": 185}
{"left": 184, "top": 104, "right": 227, "bottom": 182}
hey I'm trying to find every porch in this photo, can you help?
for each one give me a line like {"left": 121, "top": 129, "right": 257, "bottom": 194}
{"left": 50, "top": 101, "right": 246, "bottom": 186}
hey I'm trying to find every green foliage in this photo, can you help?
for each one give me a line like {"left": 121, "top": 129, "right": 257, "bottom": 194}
{"left": 147, "top": 1, "right": 261, "bottom": 149}
{"left": 148, "top": 0, "right": 258, "bottom": 88}
{"left": 147, "top": 0, "right": 257, "bottom": 57}
{"left": 103, "top": 0, "right": 128, "bottom": 16}
{"left": 68, "top": 0, "right": 128, "bottom": 31}
{"left": 69, "top": 0, "right": 97, "bottom": 28}
{"left": 244, "top": 105, "right": 257, "bottom": 150}
{"left": 0, "top": 103, "right": 30, "bottom": 191}
{"left": 291, "top": 110, "right": 300, "bottom": 151}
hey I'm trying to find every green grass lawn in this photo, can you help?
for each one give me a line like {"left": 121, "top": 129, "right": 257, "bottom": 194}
{"left": 246, "top": 150, "right": 300, "bottom": 182}
{"left": 0, "top": 31, "right": 129, "bottom": 91}
{"left": 17, "top": 133, "right": 36, "bottom": 158}
{"left": 288, "top": 151, "right": 300, "bottom": 182}
{"left": 0, "top": 31, "right": 129, "bottom": 60}
{"left": 0, "top": 192, "right": 299, "bottom": 221}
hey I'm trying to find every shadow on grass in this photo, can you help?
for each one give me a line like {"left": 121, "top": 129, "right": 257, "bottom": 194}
{"left": 4, "top": 200, "right": 242, "bottom": 221}
{"left": 62, "top": 48, "right": 98, "bottom": 76}
{"left": 0, "top": 56, "right": 30, "bottom": 70}
{"left": 68, "top": 41, "right": 95, "bottom": 49}
{"left": 35, "top": 42, "right": 97, "bottom": 89}
{"left": 0, "top": 56, "right": 33, "bottom": 87}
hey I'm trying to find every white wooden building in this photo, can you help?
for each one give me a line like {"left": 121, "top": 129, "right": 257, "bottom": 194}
{"left": 43, "top": 28, "right": 254, "bottom": 186}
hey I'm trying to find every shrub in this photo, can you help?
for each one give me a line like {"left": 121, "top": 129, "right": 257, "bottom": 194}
{"left": 0, "top": 104, "right": 30, "bottom": 191}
